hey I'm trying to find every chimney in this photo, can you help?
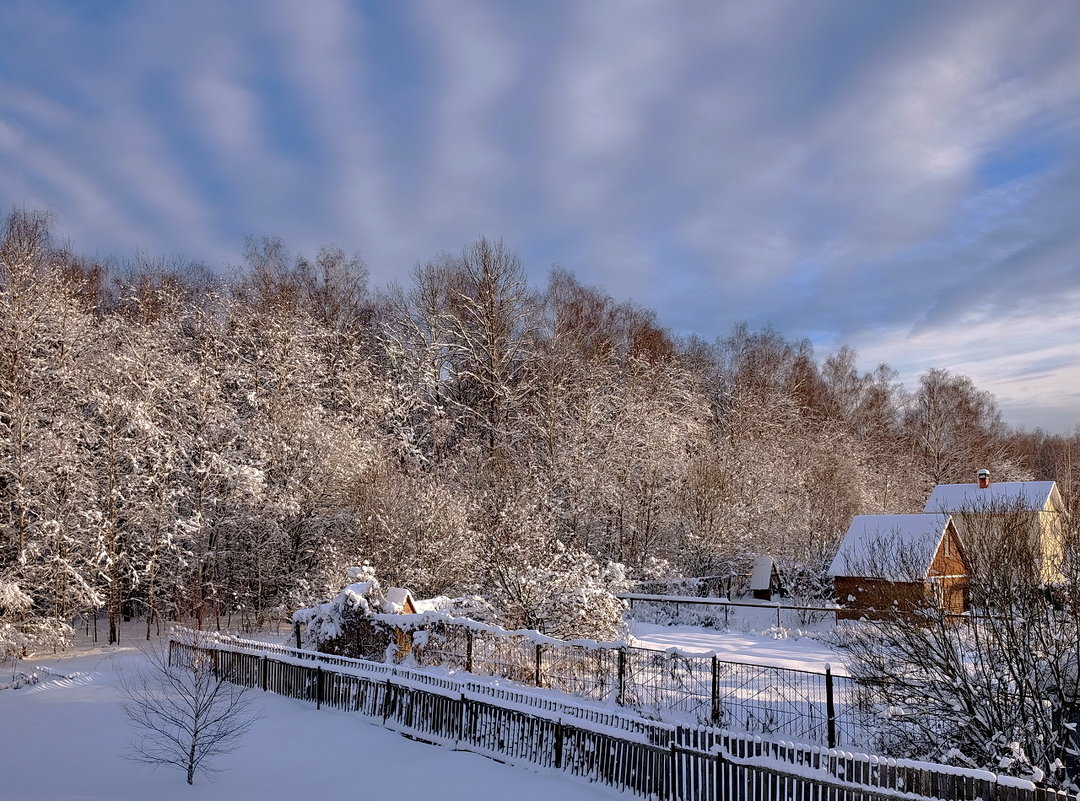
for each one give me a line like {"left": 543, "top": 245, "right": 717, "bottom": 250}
{"left": 977, "top": 468, "right": 990, "bottom": 489}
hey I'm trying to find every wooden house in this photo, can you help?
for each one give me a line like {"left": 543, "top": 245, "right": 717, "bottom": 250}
{"left": 830, "top": 513, "right": 968, "bottom": 621}
{"left": 923, "top": 471, "right": 1064, "bottom": 582}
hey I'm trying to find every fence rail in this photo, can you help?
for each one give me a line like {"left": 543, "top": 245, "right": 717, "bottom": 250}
{"left": 171, "top": 633, "right": 1075, "bottom": 801}
{"left": 622, "top": 593, "right": 841, "bottom": 630}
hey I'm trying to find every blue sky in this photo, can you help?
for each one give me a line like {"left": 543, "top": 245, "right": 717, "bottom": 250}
{"left": 3, "top": 0, "right": 1080, "bottom": 431}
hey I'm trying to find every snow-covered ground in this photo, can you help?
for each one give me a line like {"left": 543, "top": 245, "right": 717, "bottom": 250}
{"left": 629, "top": 621, "right": 847, "bottom": 675}
{"left": 0, "top": 635, "right": 618, "bottom": 801}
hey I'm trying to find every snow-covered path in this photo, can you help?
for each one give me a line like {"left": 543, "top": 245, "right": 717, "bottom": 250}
{"left": 630, "top": 621, "right": 847, "bottom": 675}
{"left": 1, "top": 643, "right": 617, "bottom": 801}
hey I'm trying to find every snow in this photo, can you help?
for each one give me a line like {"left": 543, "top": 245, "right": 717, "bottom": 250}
{"left": 828, "top": 513, "right": 951, "bottom": 580}
{"left": 629, "top": 621, "right": 847, "bottom": 676}
{"left": 383, "top": 586, "right": 414, "bottom": 612}
{"left": 923, "top": 481, "right": 1057, "bottom": 513}
{"left": 0, "top": 633, "right": 619, "bottom": 801}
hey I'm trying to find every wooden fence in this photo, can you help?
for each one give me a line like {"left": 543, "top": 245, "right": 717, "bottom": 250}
{"left": 171, "top": 632, "right": 1076, "bottom": 801}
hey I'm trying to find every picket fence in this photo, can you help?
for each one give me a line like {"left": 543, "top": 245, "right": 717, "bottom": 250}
{"left": 171, "top": 630, "right": 1076, "bottom": 801}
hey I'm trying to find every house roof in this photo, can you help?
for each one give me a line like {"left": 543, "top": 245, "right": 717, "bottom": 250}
{"left": 923, "top": 481, "right": 1058, "bottom": 514}
{"left": 829, "top": 513, "right": 953, "bottom": 580}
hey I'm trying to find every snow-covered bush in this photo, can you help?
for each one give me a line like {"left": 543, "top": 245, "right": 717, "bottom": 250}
{"left": 291, "top": 564, "right": 394, "bottom": 658}
{"left": 0, "top": 581, "right": 72, "bottom": 662}
{"left": 491, "top": 543, "right": 631, "bottom": 641}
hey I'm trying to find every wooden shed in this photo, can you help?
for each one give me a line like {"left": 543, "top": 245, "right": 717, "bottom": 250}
{"left": 829, "top": 513, "right": 968, "bottom": 621}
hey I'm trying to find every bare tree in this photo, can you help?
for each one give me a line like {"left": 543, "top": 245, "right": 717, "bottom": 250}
{"left": 119, "top": 636, "right": 258, "bottom": 785}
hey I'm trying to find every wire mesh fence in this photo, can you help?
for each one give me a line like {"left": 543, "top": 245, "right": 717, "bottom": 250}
{"left": 402, "top": 618, "right": 875, "bottom": 748}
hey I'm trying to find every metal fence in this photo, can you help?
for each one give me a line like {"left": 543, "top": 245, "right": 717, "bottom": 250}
{"left": 396, "top": 618, "right": 873, "bottom": 748}
{"left": 171, "top": 632, "right": 1076, "bottom": 801}
{"left": 622, "top": 593, "right": 841, "bottom": 630}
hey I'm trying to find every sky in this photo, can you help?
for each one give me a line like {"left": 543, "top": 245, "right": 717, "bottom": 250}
{"left": 2, "top": 0, "right": 1079, "bottom": 432}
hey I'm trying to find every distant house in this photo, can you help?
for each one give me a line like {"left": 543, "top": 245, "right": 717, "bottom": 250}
{"left": 923, "top": 470, "right": 1064, "bottom": 581}
{"left": 830, "top": 513, "right": 968, "bottom": 620}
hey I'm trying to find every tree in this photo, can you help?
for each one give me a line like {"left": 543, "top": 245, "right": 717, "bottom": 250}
{"left": 120, "top": 635, "right": 258, "bottom": 785}
{"left": 904, "top": 368, "right": 1018, "bottom": 487}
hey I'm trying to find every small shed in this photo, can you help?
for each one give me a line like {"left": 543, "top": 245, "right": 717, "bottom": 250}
{"left": 829, "top": 513, "right": 968, "bottom": 621}
{"left": 749, "top": 556, "right": 782, "bottom": 600}
{"left": 383, "top": 587, "right": 418, "bottom": 656}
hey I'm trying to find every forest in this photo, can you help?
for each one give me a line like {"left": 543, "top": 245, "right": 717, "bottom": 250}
{"left": 1, "top": 207, "right": 1077, "bottom": 654}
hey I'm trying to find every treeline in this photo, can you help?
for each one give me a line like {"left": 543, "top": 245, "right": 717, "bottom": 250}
{"left": 0, "top": 209, "right": 1076, "bottom": 650}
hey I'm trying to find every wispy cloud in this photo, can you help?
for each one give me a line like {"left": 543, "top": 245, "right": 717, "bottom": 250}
{"left": 1, "top": 0, "right": 1079, "bottom": 429}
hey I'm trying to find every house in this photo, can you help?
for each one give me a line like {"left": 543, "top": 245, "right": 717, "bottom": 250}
{"left": 830, "top": 513, "right": 968, "bottom": 620}
{"left": 923, "top": 470, "right": 1064, "bottom": 582}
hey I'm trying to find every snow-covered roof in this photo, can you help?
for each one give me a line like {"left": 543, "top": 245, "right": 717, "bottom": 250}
{"left": 829, "top": 513, "right": 953, "bottom": 580}
{"left": 749, "top": 556, "right": 775, "bottom": 591}
{"left": 923, "top": 481, "right": 1058, "bottom": 514}
{"left": 383, "top": 587, "right": 415, "bottom": 613}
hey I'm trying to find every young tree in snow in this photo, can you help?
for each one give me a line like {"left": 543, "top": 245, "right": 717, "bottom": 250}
{"left": 120, "top": 635, "right": 258, "bottom": 785}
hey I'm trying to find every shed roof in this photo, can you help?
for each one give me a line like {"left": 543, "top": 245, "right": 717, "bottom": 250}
{"left": 383, "top": 587, "right": 415, "bottom": 613}
{"left": 749, "top": 556, "right": 775, "bottom": 591}
{"left": 923, "top": 481, "right": 1058, "bottom": 514}
{"left": 829, "top": 513, "right": 953, "bottom": 581}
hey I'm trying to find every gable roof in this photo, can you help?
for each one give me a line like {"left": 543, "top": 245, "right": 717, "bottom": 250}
{"left": 829, "top": 513, "right": 953, "bottom": 581}
{"left": 383, "top": 587, "right": 415, "bottom": 613}
{"left": 923, "top": 481, "right": 1058, "bottom": 514}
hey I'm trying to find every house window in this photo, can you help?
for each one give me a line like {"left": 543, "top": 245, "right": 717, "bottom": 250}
{"left": 944, "top": 533, "right": 952, "bottom": 557}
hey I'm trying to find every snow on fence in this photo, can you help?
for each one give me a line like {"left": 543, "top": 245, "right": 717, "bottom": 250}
{"left": 170, "top": 632, "right": 1074, "bottom": 801}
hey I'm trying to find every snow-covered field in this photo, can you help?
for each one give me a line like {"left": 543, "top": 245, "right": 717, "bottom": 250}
{"left": 0, "top": 636, "right": 618, "bottom": 801}
{"left": 630, "top": 621, "right": 846, "bottom": 675}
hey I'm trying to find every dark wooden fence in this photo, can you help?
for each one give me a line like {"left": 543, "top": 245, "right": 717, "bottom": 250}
{"left": 170, "top": 631, "right": 1075, "bottom": 801}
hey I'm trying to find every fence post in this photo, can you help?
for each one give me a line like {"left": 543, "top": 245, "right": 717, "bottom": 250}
{"left": 777, "top": 604, "right": 782, "bottom": 629}
{"left": 294, "top": 622, "right": 301, "bottom": 650}
{"left": 316, "top": 665, "right": 323, "bottom": 710}
{"left": 381, "top": 679, "right": 392, "bottom": 723}
{"left": 617, "top": 647, "right": 628, "bottom": 707}
{"left": 825, "top": 664, "right": 837, "bottom": 749}
{"left": 167, "top": 639, "right": 175, "bottom": 667}
{"left": 261, "top": 655, "right": 268, "bottom": 691}
{"left": 711, "top": 655, "right": 721, "bottom": 725}
{"left": 534, "top": 643, "right": 543, "bottom": 688}
{"left": 554, "top": 718, "right": 564, "bottom": 769}
{"left": 466, "top": 628, "right": 474, "bottom": 673}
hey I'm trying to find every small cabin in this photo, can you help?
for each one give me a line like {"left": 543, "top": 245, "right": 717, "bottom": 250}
{"left": 830, "top": 513, "right": 968, "bottom": 621}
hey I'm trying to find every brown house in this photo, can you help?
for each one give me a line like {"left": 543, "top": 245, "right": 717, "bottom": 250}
{"left": 829, "top": 513, "right": 968, "bottom": 621}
